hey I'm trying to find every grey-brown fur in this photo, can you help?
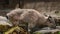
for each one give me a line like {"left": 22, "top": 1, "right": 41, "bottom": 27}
{"left": 6, "top": 8, "right": 56, "bottom": 32}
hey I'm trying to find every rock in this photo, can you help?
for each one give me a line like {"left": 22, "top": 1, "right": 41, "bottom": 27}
{"left": 56, "top": 26, "right": 60, "bottom": 29}
{"left": 34, "top": 29, "right": 60, "bottom": 34}
{"left": 33, "top": 26, "right": 60, "bottom": 34}
{"left": 41, "top": 27, "right": 51, "bottom": 30}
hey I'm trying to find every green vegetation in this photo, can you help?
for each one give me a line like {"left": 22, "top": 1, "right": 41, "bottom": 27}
{"left": 33, "top": 31, "right": 60, "bottom": 34}
{"left": 58, "top": 31, "right": 60, "bottom": 34}
{"left": 33, "top": 32, "right": 41, "bottom": 34}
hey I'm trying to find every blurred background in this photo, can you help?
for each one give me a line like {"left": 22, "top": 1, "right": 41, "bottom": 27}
{"left": 0, "top": 0, "right": 60, "bottom": 16}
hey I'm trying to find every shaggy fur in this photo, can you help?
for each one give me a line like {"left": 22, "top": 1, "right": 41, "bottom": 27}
{"left": 6, "top": 8, "right": 56, "bottom": 32}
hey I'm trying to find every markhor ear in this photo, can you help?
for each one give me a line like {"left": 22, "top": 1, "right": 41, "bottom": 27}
{"left": 5, "top": 15, "right": 8, "bottom": 19}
